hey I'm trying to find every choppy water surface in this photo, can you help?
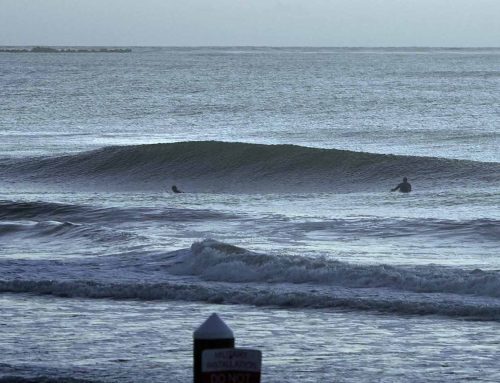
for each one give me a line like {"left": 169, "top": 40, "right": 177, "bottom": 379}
{"left": 2, "top": 296, "right": 500, "bottom": 383}
{"left": 1, "top": 47, "right": 499, "bottom": 382}
{"left": 2, "top": 47, "right": 499, "bottom": 161}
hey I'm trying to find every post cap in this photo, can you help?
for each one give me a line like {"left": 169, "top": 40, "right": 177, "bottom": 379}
{"left": 194, "top": 313, "right": 234, "bottom": 340}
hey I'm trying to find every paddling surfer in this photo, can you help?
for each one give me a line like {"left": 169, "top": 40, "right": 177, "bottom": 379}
{"left": 391, "top": 177, "right": 412, "bottom": 193}
{"left": 171, "top": 185, "right": 183, "bottom": 193}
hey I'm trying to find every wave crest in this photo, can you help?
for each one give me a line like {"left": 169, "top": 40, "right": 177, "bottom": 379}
{"left": 171, "top": 239, "right": 500, "bottom": 298}
{"left": 2, "top": 239, "right": 500, "bottom": 320}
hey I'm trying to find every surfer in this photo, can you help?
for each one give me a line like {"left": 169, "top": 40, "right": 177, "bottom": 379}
{"left": 391, "top": 177, "right": 412, "bottom": 193}
{"left": 171, "top": 185, "right": 183, "bottom": 193}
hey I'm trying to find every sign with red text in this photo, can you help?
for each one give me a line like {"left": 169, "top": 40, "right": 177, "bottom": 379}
{"left": 202, "top": 348, "right": 261, "bottom": 383}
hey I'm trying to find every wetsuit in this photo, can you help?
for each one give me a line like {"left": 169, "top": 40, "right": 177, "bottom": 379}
{"left": 392, "top": 182, "right": 411, "bottom": 193}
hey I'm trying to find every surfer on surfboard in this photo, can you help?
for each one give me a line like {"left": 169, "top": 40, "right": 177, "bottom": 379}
{"left": 391, "top": 177, "right": 412, "bottom": 193}
{"left": 171, "top": 185, "right": 183, "bottom": 193}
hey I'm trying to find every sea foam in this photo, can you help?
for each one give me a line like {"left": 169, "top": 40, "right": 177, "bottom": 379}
{"left": 1, "top": 239, "right": 500, "bottom": 321}
{"left": 170, "top": 239, "right": 500, "bottom": 298}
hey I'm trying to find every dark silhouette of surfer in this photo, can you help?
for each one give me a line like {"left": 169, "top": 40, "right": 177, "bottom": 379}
{"left": 171, "top": 185, "right": 183, "bottom": 193}
{"left": 391, "top": 177, "right": 412, "bottom": 193}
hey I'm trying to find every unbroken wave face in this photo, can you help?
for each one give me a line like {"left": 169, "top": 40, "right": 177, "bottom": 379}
{"left": 1, "top": 141, "right": 499, "bottom": 192}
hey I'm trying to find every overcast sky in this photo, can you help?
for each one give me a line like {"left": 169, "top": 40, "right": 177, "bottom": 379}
{"left": 1, "top": 0, "right": 499, "bottom": 47}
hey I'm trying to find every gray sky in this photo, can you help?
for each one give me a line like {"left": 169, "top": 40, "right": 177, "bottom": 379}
{"left": 1, "top": 0, "right": 499, "bottom": 46}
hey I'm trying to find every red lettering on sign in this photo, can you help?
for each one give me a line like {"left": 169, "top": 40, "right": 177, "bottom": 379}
{"left": 203, "top": 372, "right": 260, "bottom": 383}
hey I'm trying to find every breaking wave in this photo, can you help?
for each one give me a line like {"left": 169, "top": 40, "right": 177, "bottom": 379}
{"left": 2, "top": 240, "right": 500, "bottom": 321}
{"left": 171, "top": 240, "right": 500, "bottom": 298}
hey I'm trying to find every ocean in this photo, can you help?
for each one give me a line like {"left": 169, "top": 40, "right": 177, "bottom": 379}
{"left": 0, "top": 47, "right": 499, "bottom": 382}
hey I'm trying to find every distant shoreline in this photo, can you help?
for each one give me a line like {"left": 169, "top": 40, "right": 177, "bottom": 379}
{"left": 0, "top": 46, "right": 131, "bottom": 53}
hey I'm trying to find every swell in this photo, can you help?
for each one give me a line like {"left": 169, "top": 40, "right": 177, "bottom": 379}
{"left": 0, "top": 220, "right": 138, "bottom": 244}
{"left": 2, "top": 200, "right": 498, "bottom": 243}
{"left": 2, "top": 141, "right": 498, "bottom": 192}
{"left": 2, "top": 279, "right": 500, "bottom": 321}
{"left": 0, "top": 200, "right": 234, "bottom": 223}
{"left": 292, "top": 217, "right": 500, "bottom": 242}
{"left": 0, "top": 200, "right": 138, "bottom": 243}
{"left": 0, "top": 200, "right": 234, "bottom": 243}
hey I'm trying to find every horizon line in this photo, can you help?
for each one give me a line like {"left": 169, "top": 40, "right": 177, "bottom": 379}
{"left": 1, "top": 44, "right": 500, "bottom": 49}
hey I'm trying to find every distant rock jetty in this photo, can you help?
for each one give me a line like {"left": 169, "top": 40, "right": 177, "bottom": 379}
{"left": 0, "top": 46, "right": 132, "bottom": 53}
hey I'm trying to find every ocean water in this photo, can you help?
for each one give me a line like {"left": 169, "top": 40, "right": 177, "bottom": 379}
{"left": 0, "top": 47, "right": 499, "bottom": 382}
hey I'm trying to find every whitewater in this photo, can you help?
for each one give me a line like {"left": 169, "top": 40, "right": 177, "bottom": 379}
{"left": 1, "top": 47, "right": 499, "bottom": 382}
